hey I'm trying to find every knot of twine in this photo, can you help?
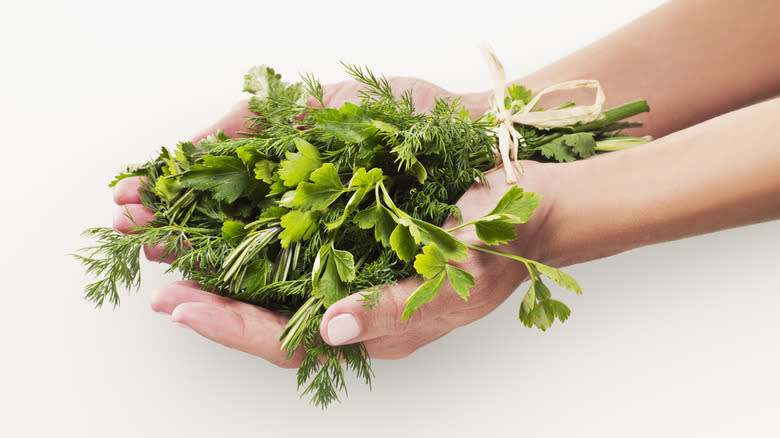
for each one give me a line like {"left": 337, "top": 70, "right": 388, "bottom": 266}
{"left": 480, "top": 43, "right": 606, "bottom": 183}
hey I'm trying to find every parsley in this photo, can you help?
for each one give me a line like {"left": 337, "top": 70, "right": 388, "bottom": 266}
{"left": 76, "top": 63, "right": 649, "bottom": 408}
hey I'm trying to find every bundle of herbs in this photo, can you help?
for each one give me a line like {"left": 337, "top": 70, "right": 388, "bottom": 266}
{"left": 76, "top": 63, "right": 649, "bottom": 407}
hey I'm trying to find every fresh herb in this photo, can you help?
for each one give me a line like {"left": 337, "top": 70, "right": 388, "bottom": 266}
{"left": 76, "top": 63, "right": 649, "bottom": 407}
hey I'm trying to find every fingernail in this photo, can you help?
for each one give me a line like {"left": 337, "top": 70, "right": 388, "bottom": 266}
{"left": 327, "top": 314, "right": 360, "bottom": 345}
{"left": 173, "top": 321, "right": 192, "bottom": 331}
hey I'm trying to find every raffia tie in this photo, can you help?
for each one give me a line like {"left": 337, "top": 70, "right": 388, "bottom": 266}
{"left": 480, "top": 43, "right": 606, "bottom": 183}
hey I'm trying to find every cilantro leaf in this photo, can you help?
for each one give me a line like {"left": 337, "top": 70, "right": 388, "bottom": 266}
{"left": 402, "top": 273, "right": 445, "bottom": 321}
{"left": 179, "top": 155, "right": 249, "bottom": 203}
{"left": 566, "top": 132, "right": 597, "bottom": 158}
{"left": 316, "top": 103, "right": 379, "bottom": 143}
{"left": 538, "top": 136, "right": 578, "bottom": 162}
{"left": 278, "top": 138, "right": 322, "bottom": 187}
{"left": 294, "top": 163, "right": 345, "bottom": 211}
{"left": 538, "top": 133, "right": 596, "bottom": 162}
{"left": 445, "top": 264, "right": 474, "bottom": 301}
{"left": 244, "top": 65, "right": 306, "bottom": 104}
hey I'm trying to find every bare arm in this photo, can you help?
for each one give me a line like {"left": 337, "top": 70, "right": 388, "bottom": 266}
{"left": 534, "top": 96, "right": 780, "bottom": 267}
{"left": 464, "top": 0, "right": 780, "bottom": 138}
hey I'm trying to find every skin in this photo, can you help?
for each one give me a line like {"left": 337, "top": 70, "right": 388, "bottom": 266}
{"left": 113, "top": 0, "right": 780, "bottom": 367}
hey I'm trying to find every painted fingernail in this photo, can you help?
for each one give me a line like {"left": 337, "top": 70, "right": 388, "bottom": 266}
{"left": 327, "top": 314, "right": 360, "bottom": 345}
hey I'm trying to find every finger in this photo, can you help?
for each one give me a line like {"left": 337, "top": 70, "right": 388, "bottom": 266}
{"left": 319, "top": 277, "right": 430, "bottom": 347}
{"left": 150, "top": 280, "right": 212, "bottom": 313}
{"left": 113, "top": 204, "right": 155, "bottom": 233}
{"left": 143, "top": 243, "right": 178, "bottom": 264}
{"left": 153, "top": 281, "right": 304, "bottom": 368}
{"left": 190, "top": 99, "right": 253, "bottom": 143}
{"left": 113, "top": 176, "right": 147, "bottom": 205}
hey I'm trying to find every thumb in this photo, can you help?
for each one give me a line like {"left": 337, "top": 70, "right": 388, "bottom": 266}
{"left": 319, "top": 278, "right": 424, "bottom": 346}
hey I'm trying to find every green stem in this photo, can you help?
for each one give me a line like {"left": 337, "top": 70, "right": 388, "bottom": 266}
{"left": 595, "top": 136, "right": 652, "bottom": 151}
{"left": 463, "top": 242, "right": 533, "bottom": 265}
{"left": 571, "top": 100, "right": 650, "bottom": 133}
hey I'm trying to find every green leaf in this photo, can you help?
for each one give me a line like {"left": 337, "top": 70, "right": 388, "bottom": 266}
{"left": 372, "top": 119, "right": 399, "bottom": 133}
{"left": 294, "top": 163, "right": 345, "bottom": 211}
{"left": 316, "top": 102, "right": 378, "bottom": 143}
{"left": 243, "top": 65, "right": 307, "bottom": 105}
{"left": 475, "top": 221, "right": 517, "bottom": 245}
{"left": 348, "top": 167, "right": 384, "bottom": 192}
{"left": 546, "top": 299, "right": 571, "bottom": 323}
{"left": 566, "top": 132, "right": 597, "bottom": 158}
{"left": 314, "top": 257, "right": 349, "bottom": 307}
{"left": 243, "top": 65, "right": 282, "bottom": 97}
{"left": 538, "top": 133, "right": 596, "bottom": 162}
{"left": 235, "top": 145, "right": 264, "bottom": 168}
{"left": 532, "top": 262, "right": 582, "bottom": 294}
{"left": 221, "top": 221, "right": 246, "bottom": 247}
{"left": 402, "top": 273, "right": 445, "bottom": 321}
{"left": 326, "top": 168, "right": 384, "bottom": 230}
{"left": 241, "top": 259, "right": 272, "bottom": 292}
{"left": 483, "top": 186, "right": 541, "bottom": 224}
{"left": 331, "top": 248, "right": 356, "bottom": 283}
{"left": 253, "top": 160, "right": 277, "bottom": 184}
{"left": 409, "top": 159, "right": 427, "bottom": 184}
{"left": 538, "top": 136, "right": 577, "bottom": 162}
{"left": 354, "top": 204, "right": 395, "bottom": 247}
{"left": 279, "top": 210, "right": 321, "bottom": 247}
{"left": 154, "top": 176, "right": 183, "bottom": 201}
{"left": 413, "top": 242, "right": 448, "bottom": 279}
{"left": 179, "top": 155, "right": 248, "bottom": 203}
{"left": 278, "top": 138, "right": 322, "bottom": 187}
{"left": 506, "top": 84, "right": 533, "bottom": 106}
{"left": 445, "top": 264, "right": 475, "bottom": 301}
{"left": 390, "top": 225, "right": 416, "bottom": 263}
{"left": 520, "top": 281, "right": 536, "bottom": 313}
{"left": 411, "top": 218, "right": 468, "bottom": 262}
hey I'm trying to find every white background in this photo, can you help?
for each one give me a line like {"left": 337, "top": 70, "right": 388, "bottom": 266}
{"left": 3, "top": 0, "right": 779, "bottom": 436}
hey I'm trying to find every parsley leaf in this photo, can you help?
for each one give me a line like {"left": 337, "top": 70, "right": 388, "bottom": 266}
{"left": 279, "top": 209, "right": 321, "bottom": 247}
{"left": 316, "top": 102, "right": 378, "bottom": 143}
{"left": 179, "top": 155, "right": 249, "bottom": 203}
{"left": 279, "top": 138, "right": 322, "bottom": 187}
{"left": 444, "top": 264, "right": 475, "bottom": 301}
{"left": 402, "top": 273, "right": 445, "bottom": 321}
{"left": 294, "top": 163, "right": 346, "bottom": 211}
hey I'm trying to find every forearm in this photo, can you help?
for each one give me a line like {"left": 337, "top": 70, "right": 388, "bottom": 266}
{"left": 536, "top": 96, "right": 780, "bottom": 267}
{"left": 463, "top": 0, "right": 780, "bottom": 138}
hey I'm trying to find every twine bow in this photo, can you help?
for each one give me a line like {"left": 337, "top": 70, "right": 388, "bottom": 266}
{"left": 480, "top": 43, "right": 606, "bottom": 183}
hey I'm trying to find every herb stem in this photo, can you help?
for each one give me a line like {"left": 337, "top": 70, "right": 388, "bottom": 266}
{"left": 571, "top": 100, "right": 650, "bottom": 133}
